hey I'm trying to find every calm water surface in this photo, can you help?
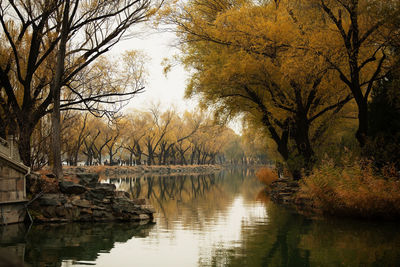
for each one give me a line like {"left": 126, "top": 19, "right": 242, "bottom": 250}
{"left": 0, "top": 169, "right": 399, "bottom": 266}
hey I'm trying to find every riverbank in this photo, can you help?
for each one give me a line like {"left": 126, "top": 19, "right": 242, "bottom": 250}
{"left": 27, "top": 171, "right": 155, "bottom": 223}
{"left": 63, "top": 164, "right": 225, "bottom": 177}
{"left": 269, "top": 178, "right": 321, "bottom": 217}
{"left": 261, "top": 163, "right": 400, "bottom": 220}
{"left": 26, "top": 164, "right": 227, "bottom": 223}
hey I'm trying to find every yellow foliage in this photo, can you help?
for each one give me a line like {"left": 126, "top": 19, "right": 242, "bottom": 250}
{"left": 256, "top": 167, "right": 278, "bottom": 187}
{"left": 299, "top": 159, "right": 400, "bottom": 219}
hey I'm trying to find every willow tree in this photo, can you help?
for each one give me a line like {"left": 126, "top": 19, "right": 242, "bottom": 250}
{"left": 289, "top": 0, "right": 400, "bottom": 147}
{"left": 163, "top": 0, "right": 352, "bottom": 178}
{"left": 0, "top": 0, "right": 161, "bottom": 176}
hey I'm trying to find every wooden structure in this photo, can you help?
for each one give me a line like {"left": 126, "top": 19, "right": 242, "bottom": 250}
{"left": 0, "top": 136, "right": 29, "bottom": 224}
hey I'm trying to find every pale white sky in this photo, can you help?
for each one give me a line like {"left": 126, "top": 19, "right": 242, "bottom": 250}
{"left": 111, "top": 26, "right": 198, "bottom": 113}
{"left": 110, "top": 25, "right": 242, "bottom": 134}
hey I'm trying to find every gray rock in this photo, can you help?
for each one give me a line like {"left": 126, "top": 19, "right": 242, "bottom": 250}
{"left": 89, "top": 183, "right": 116, "bottom": 198}
{"left": 112, "top": 198, "right": 139, "bottom": 214}
{"left": 138, "top": 214, "right": 150, "bottom": 220}
{"left": 86, "top": 184, "right": 115, "bottom": 200}
{"left": 41, "top": 206, "right": 57, "bottom": 218}
{"left": 76, "top": 173, "right": 99, "bottom": 186}
{"left": 87, "top": 190, "right": 105, "bottom": 200}
{"left": 39, "top": 194, "right": 66, "bottom": 206}
{"left": 115, "top": 191, "right": 131, "bottom": 199}
{"left": 55, "top": 206, "right": 68, "bottom": 217}
{"left": 140, "top": 205, "right": 156, "bottom": 214}
{"left": 131, "top": 198, "right": 146, "bottom": 205}
{"left": 59, "top": 181, "right": 87, "bottom": 194}
{"left": 71, "top": 199, "right": 92, "bottom": 208}
{"left": 92, "top": 205, "right": 106, "bottom": 211}
{"left": 94, "top": 183, "right": 116, "bottom": 191}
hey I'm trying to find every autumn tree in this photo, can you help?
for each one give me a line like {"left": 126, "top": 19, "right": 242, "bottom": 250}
{"left": 0, "top": 0, "right": 161, "bottom": 176}
{"left": 288, "top": 0, "right": 400, "bottom": 147}
{"left": 162, "top": 0, "right": 353, "bottom": 178}
{"left": 61, "top": 112, "right": 90, "bottom": 166}
{"left": 142, "top": 105, "right": 175, "bottom": 165}
{"left": 122, "top": 112, "right": 148, "bottom": 165}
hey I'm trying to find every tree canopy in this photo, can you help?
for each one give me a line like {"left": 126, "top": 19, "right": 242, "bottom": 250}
{"left": 161, "top": 0, "right": 400, "bottom": 178}
{"left": 0, "top": 0, "right": 161, "bottom": 166}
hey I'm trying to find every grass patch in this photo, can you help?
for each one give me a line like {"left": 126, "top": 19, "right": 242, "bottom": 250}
{"left": 299, "top": 159, "right": 400, "bottom": 219}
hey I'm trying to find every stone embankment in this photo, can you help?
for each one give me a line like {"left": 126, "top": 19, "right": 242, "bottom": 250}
{"left": 27, "top": 165, "right": 224, "bottom": 223}
{"left": 28, "top": 172, "right": 155, "bottom": 223}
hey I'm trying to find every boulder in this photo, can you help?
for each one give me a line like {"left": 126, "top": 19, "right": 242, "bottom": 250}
{"left": 94, "top": 183, "right": 116, "bottom": 192}
{"left": 39, "top": 194, "right": 66, "bottom": 206}
{"left": 71, "top": 199, "right": 92, "bottom": 209}
{"left": 93, "top": 210, "right": 114, "bottom": 220}
{"left": 41, "top": 206, "right": 57, "bottom": 218}
{"left": 92, "top": 183, "right": 116, "bottom": 194}
{"left": 55, "top": 206, "right": 68, "bottom": 217}
{"left": 85, "top": 183, "right": 115, "bottom": 200}
{"left": 115, "top": 191, "right": 131, "bottom": 199}
{"left": 30, "top": 175, "right": 155, "bottom": 223}
{"left": 76, "top": 173, "right": 99, "bottom": 187}
{"left": 131, "top": 198, "right": 146, "bottom": 205}
{"left": 59, "top": 181, "right": 87, "bottom": 195}
{"left": 112, "top": 198, "right": 140, "bottom": 214}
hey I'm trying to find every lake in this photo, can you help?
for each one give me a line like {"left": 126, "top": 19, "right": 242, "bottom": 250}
{"left": 0, "top": 169, "right": 399, "bottom": 266}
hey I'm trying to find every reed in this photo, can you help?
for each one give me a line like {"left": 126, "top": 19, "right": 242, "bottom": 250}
{"left": 299, "top": 159, "right": 400, "bottom": 219}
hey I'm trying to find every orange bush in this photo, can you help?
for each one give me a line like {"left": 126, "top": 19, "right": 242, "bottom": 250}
{"left": 299, "top": 159, "right": 400, "bottom": 219}
{"left": 256, "top": 167, "right": 278, "bottom": 187}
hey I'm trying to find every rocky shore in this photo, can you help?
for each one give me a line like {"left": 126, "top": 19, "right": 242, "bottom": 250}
{"left": 26, "top": 165, "right": 225, "bottom": 223}
{"left": 27, "top": 172, "right": 155, "bottom": 223}
{"left": 269, "top": 178, "right": 321, "bottom": 216}
{"left": 26, "top": 165, "right": 226, "bottom": 223}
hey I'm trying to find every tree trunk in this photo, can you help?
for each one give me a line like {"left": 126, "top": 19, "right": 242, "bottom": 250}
{"left": 18, "top": 125, "right": 33, "bottom": 167}
{"left": 293, "top": 113, "right": 315, "bottom": 177}
{"left": 51, "top": 0, "right": 70, "bottom": 181}
{"left": 356, "top": 101, "right": 368, "bottom": 147}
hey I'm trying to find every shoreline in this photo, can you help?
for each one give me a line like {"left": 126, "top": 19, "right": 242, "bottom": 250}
{"left": 62, "top": 164, "right": 226, "bottom": 177}
{"left": 268, "top": 178, "right": 400, "bottom": 221}
{"left": 27, "top": 164, "right": 244, "bottom": 224}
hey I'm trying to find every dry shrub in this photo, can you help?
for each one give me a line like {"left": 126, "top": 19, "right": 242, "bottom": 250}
{"left": 256, "top": 167, "right": 278, "bottom": 187}
{"left": 27, "top": 174, "right": 59, "bottom": 195}
{"left": 299, "top": 159, "right": 400, "bottom": 219}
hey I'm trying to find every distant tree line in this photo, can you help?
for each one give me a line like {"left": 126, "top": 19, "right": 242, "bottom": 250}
{"left": 29, "top": 106, "right": 269, "bottom": 170}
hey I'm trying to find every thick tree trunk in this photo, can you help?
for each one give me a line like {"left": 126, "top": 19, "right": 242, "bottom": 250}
{"left": 293, "top": 114, "right": 315, "bottom": 177}
{"left": 18, "top": 126, "right": 33, "bottom": 167}
{"left": 355, "top": 101, "right": 368, "bottom": 147}
{"left": 51, "top": 0, "right": 70, "bottom": 181}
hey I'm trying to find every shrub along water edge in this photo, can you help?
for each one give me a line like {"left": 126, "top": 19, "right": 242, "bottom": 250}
{"left": 298, "top": 158, "right": 400, "bottom": 220}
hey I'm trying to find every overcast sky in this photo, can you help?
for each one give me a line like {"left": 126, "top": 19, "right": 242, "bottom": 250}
{"left": 110, "top": 25, "right": 242, "bottom": 133}
{"left": 110, "top": 26, "right": 198, "bottom": 113}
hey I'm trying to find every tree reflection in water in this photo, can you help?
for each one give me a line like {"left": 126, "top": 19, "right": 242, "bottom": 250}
{"left": 105, "top": 169, "right": 258, "bottom": 229}
{"left": 0, "top": 222, "right": 153, "bottom": 267}
{"left": 0, "top": 169, "right": 399, "bottom": 267}
{"left": 103, "top": 169, "right": 400, "bottom": 266}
